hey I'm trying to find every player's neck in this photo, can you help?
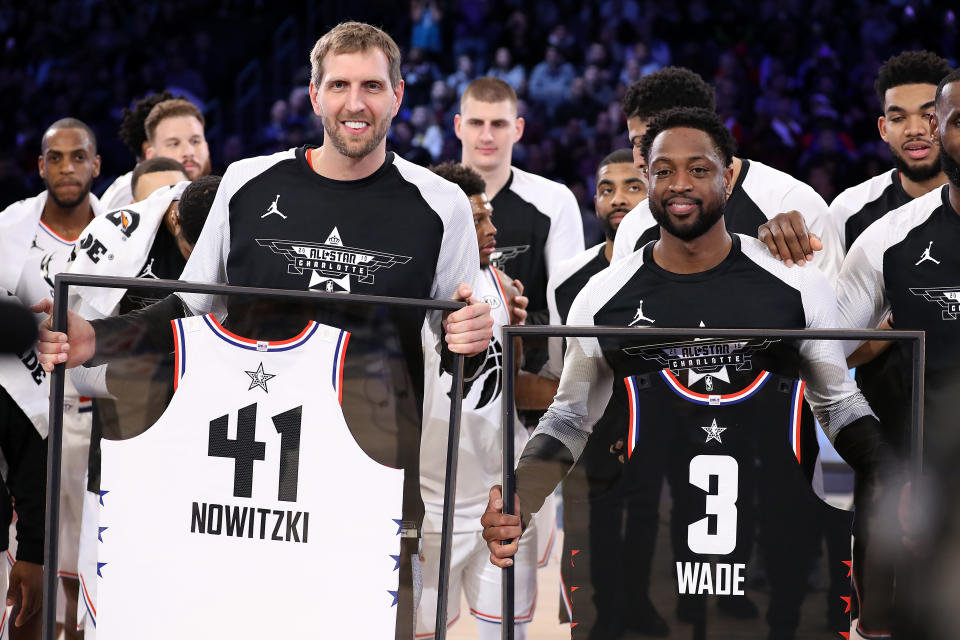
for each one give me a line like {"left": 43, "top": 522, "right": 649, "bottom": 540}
{"left": 311, "top": 140, "right": 387, "bottom": 181}
{"left": 652, "top": 220, "right": 732, "bottom": 275}
{"left": 729, "top": 156, "right": 743, "bottom": 186}
{"left": 41, "top": 195, "right": 93, "bottom": 240}
{"left": 469, "top": 161, "right": 512, "bottom": 200}
{"left": 900, "top": 170, "right": 947, "bottom": 199}
{"left": 603, "top": 238, "right": 614, "bottom": 262}
{"left": 948, "top": 183, "right": 960, "bottom": 219}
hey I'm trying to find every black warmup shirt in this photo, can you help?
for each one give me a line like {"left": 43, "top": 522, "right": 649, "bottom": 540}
{"left": 92, "top": 147, "right": 479, "bottom": 528}
{"left": 838, "top": 185, "right": 960, "bottom": 458}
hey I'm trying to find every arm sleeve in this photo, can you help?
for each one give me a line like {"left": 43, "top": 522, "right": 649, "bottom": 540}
{"left": 515, "top": 287, "right": 613, "bottom": 517}
{"left": 834, "top": 222, "right": 890, "bottom": 355}
{"left": 611, "top": 199, "right": 651, "bottom": 263}
{"left": 797, "top": 266, "right": 878, "bottom": 442}
{"left": 431, "top": 188, "right": 485, "bottom": 379}
{"left": 0, "top": 398, "right": 47, "bottom": 563}
{"left": 543, "top": 187, "right": 585, "bottom": 279}
{"left": 782, "top": 184, "right": 843, "bottom": 283}
{"left": 88, "top": 294, "right": 188, "bottom": 365}
{"left": 175, "top": 163, "right": 233, "bottom": 316}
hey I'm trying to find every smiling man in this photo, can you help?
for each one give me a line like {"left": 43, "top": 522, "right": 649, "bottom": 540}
{"left": 32, "top": 22, "right": 491, "bottom": 639}
{"left": 482, "top": 108, "right": 893, "bottom": 639}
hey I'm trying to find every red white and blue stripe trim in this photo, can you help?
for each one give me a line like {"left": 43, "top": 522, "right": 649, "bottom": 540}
{"left": 172, "top": 318, "right": 187, "bottom": 390}
{"left": 624, "top": 370, "right": 771, "bottom": 459}
{"left": 788, "top": 379, "right": 805, "bottom": 463}
{"left": 470, "top": 589, "right": 537, "bottom": 624}
{"left": 79, "top": 572, "right": 97, "bottom": 628}
{"left": 487, "top": 267, "right": 510, "bottom": 315}
{"left": 332, "top": 329, "right": 350, "bottom": 404}
{"left": 38, "top": 220, "right": 79, "bottom": 246}
{"left": 659, "top": 369, "right": 771, "bottom": 405}
{"left": 204, "top": 315, "right": 319, "bottom": 352}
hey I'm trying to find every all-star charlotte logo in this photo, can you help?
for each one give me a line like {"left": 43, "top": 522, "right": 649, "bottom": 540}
{"left": 910, "top": 286, "right": 960, "bottom": 320}
{"left": 256, "top": 227, "right": 412, "bottom": 292}
{"left": 490, "top": 245, "right": 529, "bottom": 271}
{"left": 622, "top": 337, "right": 780, "bottom": 375}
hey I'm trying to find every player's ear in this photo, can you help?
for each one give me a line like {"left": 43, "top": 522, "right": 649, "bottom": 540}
{"left": 144, "top": 145, "right": 156, "bottom": 160}
{"left": 513, "top": 116, "right": 525, "bottom": 142}
{"left": 391, "top": 79, "right": 405, "bottom": 117}
{"left": 930, "top": 114, "right": 940, "bottom": 144}
{"left": 308, "top": 81, "right": 322, "bottom": 117}
{"left": 453, "top": 113, "right": 463, "bottom": 140}
{"left": 877, "top": 115, "right": 889, "bottom": 142}
{"left": 93, "top": 154, "right": 101, "bottom": 178}
{"left": 37, "top": 155, "right": 45, "bottom": 179}
{"left": 722, "top": 164, "right": 734, "bottom": 198}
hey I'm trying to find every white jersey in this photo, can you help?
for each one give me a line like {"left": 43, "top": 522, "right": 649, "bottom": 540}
{"left": 98, "top": 172, "right": 133, "bottom": 210}
{"left": 611, "top": 158, "right": 842, "bottom": 281}
{"left": 97, "top": 315, "right": 404, "bottom": 639}
{"left": 420, "top": 266, "right": 527, "bottom": 533}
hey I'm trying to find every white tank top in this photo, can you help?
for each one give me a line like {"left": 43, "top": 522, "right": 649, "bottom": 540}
{"left": 97, "top": 314, "right": 404, "bottom": 638}
{"left": 420, "top": 266, "right": 528, "bottom": 533}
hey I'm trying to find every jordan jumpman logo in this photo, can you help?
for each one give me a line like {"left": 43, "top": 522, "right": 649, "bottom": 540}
{"left": 261, "top": 194, "right": 287, "bottom": 219}
{"left": 915, "top": 241, "right": 940, "bottom": 266}
{"left": 628, "top": 301, "right": 655, "bottom": 326}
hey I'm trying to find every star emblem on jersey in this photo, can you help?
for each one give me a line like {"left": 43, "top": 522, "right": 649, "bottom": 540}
{"left": 245, "top": 362, "right": 276, "bottom": 392}
{"left": 702, "top": 418, "right": 726, "bottom": 444}
{"left": 915, "top": 241, "right": 940, "bottom": 266}
{"left": 261, "top": 194, "right": 287, "bottom": 219}
{"left": 490, "top": 245, "right": 529, "bottom": 270}
{"left": 909, "top": 286, "right": 960, "bottom": 319}
{"left": 628, "top": 301, "right": 655, "bottom": 326}
{"left": 256, "top": 227, "right": 411, "bottom": 293}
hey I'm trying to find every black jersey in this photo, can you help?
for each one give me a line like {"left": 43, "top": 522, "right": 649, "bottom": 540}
{"left": 830, "top": 169, "right": 915, "bottom": 253}
{"left": 612, "top": 159, "right": 842, "bottom": 281}
{"left": 838, "top": 184, "right": 960, "bottom": 455}
{"left": 517, "top": 233, "right": 874, "bottom": 519}
{"left": 544, "top": 242, "right": 609, "bottom": 378}
{"left": 488, "top": 166, "right": 584, "bottom": 317}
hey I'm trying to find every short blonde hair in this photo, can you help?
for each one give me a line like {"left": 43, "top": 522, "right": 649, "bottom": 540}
{"left": 460, "top": 77, "right": 518, "bottom": 112}
{"left": 144, "top": 99, "right": 205, "bottom": 143}
{"left": 310, "top": 22, "right": 402, "bottom": 89}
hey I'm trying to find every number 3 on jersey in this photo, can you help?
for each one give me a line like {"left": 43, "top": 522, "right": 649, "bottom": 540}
{"left": 208, "top": 402, "right": 302, "bottom": 502}
{"left": 687, "top": 454, "right": 738, "bottom": 555}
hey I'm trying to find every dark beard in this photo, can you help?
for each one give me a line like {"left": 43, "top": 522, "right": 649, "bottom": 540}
{"left": 650, "top": 196, "right": 725, "bottom": 242}
{"left": 941, "top": 147, "right": 960, "bottom": 189}
{"left": 890, "top": 144, "right": 942, "bottom": 183}
{"left": 45, "top": 177, "right": 93, "bottom": 209}
{"left": 598, "top": 208, "right": 628, "bottom": 241}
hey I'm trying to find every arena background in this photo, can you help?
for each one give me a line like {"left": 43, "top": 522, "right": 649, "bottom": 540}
{"left": 2, "top": 0, "right": 957, "bottom": 242}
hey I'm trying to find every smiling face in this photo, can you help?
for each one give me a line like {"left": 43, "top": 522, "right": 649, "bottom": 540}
{"left": 879, "top": 83, "right": 941, "bottom": 183}
{"left": 39, "top": 127, "right": 100, "bottom": 208}
{"left": 470, "top": 193, "right": 497, "bottom": 266}
{"left": 310, "top": 48, "right": 404, "bottom": 160}
{"left": 936, "top": 80, "right": 960, "bottom": 188}
{"left": 594, "top": 161, "right": 646, "bottom": 240}
{"left": 455, "top": 97, "right": 524, "bottom": 173}
{"left": 646, "top": 127, "right": 732, "bottom": 242}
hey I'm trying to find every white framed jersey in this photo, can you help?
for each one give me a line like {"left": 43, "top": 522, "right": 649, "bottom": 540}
{"left": 97, "top": 314, "right": 404, "bottom": 638}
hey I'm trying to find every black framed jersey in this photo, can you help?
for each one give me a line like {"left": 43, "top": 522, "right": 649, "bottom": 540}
{"left": 97, "top": 315, "right": 404, "bottom": 638}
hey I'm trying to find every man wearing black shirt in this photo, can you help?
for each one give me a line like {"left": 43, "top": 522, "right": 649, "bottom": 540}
{"left": 35, "top": 22, "right": 492, "bottom": 639}
{"left": 483, "top": 108, "right": 892, "bottom": 639}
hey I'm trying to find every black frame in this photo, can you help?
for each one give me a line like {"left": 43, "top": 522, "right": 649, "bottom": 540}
{"left": 498, "top": 325, "right": 926, "bottom": 639}
{"left": 44, "top": 273, "right": 467, "bottom": 640}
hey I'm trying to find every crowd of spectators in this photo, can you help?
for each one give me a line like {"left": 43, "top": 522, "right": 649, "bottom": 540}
{"left": 2, "top": 0, "right": 958, "bottom": 229}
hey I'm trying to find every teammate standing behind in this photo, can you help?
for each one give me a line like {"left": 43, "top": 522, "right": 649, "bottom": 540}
{"left": 455, "top": 77, "right": 584, "bottom": 371}
{"left": 612, "top": 68, "right": 843, "bottom": 281}
{"left": 0, "top": 119, "right": 103, "bottom": 640}
{"left": 418, "top": 162, "right": 535, "bottom": 640}
{"left": 142, "top": 99, "right": 210, "bottom": 182}
{"left": 99, "top": 91, "right": 178, "bottom": 209}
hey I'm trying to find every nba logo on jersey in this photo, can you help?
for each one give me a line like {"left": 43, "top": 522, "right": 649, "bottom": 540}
{"left": 96, "top": 314, "right": 405, "bottom": 638}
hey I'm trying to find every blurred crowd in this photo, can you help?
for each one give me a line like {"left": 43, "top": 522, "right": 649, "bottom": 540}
{"left": 2, "top": 0, "right": 958, "bottom": 220}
